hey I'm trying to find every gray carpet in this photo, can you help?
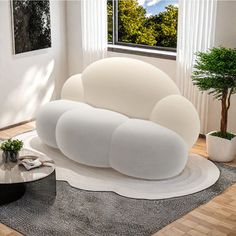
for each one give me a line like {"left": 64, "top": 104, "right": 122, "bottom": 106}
{"left": 0, "top": 162, "right": 235, "bottom": 236}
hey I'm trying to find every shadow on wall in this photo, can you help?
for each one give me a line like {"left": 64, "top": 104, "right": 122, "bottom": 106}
{"left": 0, "top": 60, "right": 55, "bottom": 128}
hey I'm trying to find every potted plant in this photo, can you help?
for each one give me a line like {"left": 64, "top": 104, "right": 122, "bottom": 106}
{"left": 192, "top": 47, "right": 236, "bottom": 162}
{"left": 0, "top": 139, "right": 23, "bottom": 163}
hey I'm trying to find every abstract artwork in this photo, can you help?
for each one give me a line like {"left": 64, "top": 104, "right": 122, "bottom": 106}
{"left": 11, "top": 0, "right": 51, "bottom": 54}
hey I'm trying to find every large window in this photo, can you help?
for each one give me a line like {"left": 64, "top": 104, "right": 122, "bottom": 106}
{"left": 108, "top": 0, "right": 178, "bottom": 52}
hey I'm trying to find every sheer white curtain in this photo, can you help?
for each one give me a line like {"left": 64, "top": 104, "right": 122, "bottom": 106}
{"left": 81, "top": 0, "right": 107, "bottom": 69}
{"left": 176, "top": 0, "right": 217, "bottom": 134}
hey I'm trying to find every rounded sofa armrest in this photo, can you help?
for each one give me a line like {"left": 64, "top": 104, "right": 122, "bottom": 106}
{"left": 61, "top": 74, "right": 84, "bottom": 102}
{"left": 150, "top": 95, "right": 200, "bottom": 148}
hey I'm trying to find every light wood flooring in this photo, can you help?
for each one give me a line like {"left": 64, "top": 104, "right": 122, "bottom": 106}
{"left": 0, "top": 122, "right": 236, "bottom": 236}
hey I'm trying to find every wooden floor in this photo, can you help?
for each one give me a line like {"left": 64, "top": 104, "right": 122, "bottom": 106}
{"left": 0, "top": 122, "right": 236, "bottom": 236}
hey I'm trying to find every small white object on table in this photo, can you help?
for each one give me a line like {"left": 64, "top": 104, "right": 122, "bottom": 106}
{"left": 19, "top": 149, "right": 54, "bottom": 171}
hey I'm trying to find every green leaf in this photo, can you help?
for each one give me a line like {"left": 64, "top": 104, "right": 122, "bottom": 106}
{"left": 192, "top": 47, "right": 236, "bottom": 101}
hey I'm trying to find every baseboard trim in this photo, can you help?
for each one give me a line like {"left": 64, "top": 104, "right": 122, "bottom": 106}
{"left": 0, "top": 119, "right": 35, "bottom": 131}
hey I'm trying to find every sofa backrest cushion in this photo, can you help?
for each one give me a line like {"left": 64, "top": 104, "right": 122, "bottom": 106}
{"left": 82, "top": 57, "right": 180, "bottom": 119}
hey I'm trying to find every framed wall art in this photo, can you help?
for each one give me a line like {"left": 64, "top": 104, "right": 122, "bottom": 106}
{"left": 11, "top": 0, "right": 51, "bottom": 54}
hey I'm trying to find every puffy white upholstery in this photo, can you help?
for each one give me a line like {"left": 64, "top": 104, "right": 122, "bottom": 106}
{"left": 36, "top": 100, "right": 92, "bottom": 148}
{"left": 150, "top": 95, "right": 200, "bottom": 148}
{"left": 109, "top": 120, "right": 188, "bottom": 179}
{"left": 63, "top": 57, "right": 180, "bottom": 119}
{"left": 61, "top": 74, "right": 84, "bottom": 102}
{"left": 36, "top": 57, "right": 200, "bottom": 180}
{"left": 56, "top": 109, "right": 128, "bottom": 167}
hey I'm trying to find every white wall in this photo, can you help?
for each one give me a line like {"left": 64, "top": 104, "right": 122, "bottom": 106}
{"left": 207, "top": 0, "right": 236, "bottom": 134}
{"left": 107, "top": 52, "right": 177, "bottom": 82}
{"left": 0, "top": 0, "right": 67, "bottom": 129}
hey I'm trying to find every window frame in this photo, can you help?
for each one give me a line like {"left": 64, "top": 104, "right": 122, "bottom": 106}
{"left": 108, "top": 0, "right": 177, "bottom": 56}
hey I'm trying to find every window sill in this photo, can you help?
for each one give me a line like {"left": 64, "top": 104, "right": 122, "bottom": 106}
{"left": 108, "top": 45, "right": 176, "bottom": 60}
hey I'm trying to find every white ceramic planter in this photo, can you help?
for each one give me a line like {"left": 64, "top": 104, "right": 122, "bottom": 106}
{"left": 206, "top": 131, "right": 236, "bottom": 162}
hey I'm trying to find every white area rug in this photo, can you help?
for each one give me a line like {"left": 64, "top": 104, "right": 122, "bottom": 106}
{"left": 15, "top": 131, "right": 220, "bottom": 200}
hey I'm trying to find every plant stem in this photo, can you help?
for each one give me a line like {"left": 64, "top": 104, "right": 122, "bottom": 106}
{"left": 227, "top": 88, "right": 233, "bottom": 111}
{"left": 220, "top": 90, "right": 228, "bottom": 136}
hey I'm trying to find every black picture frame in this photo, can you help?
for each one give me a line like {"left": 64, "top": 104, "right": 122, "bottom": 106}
{"left": 11, "top": 0, "right": 52, "bottom": 54}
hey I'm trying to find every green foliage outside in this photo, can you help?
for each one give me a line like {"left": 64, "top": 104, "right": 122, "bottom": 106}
{"left": 146, "top": 5, "right": 178, "bottom": 48}
{"left": 0, "top": 139, "right": 24, "bottom": 153}
{"left": 118, "top": 0, "right": 156, "bottom": 46}
{"left": 108, "top": 0, "right": 113, "bottom": 42}
{"left": 192, "top": 47, "right": 236, "bottom": 139}
{"left": 108, "top": 0, "right": 178, "bottom": 48}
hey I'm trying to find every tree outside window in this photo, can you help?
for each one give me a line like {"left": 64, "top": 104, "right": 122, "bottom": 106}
{"left": 108, "top": 0, "right": 178, "bottom": 51}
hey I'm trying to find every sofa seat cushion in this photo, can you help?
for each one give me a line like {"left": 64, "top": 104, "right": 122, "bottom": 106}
{"left": 37, "top": 100, "right": 188, "bottom": 180}
{"left": 36, "top": 100, "right": 92, "bottom": 148}
{"left": 109, "top": 120, "right": 188, "bottom": 179}
{"left": 56, "top": 108, "right": 128, "bottom": 167}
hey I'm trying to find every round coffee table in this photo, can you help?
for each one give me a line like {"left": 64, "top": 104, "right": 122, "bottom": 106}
{"left": 0, "top": 149, "right": 55, "bottom": 205}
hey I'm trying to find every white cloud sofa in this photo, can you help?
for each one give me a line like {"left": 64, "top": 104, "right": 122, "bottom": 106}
{"left": 36, "top": 57, "right": 200, "bottom": 180}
